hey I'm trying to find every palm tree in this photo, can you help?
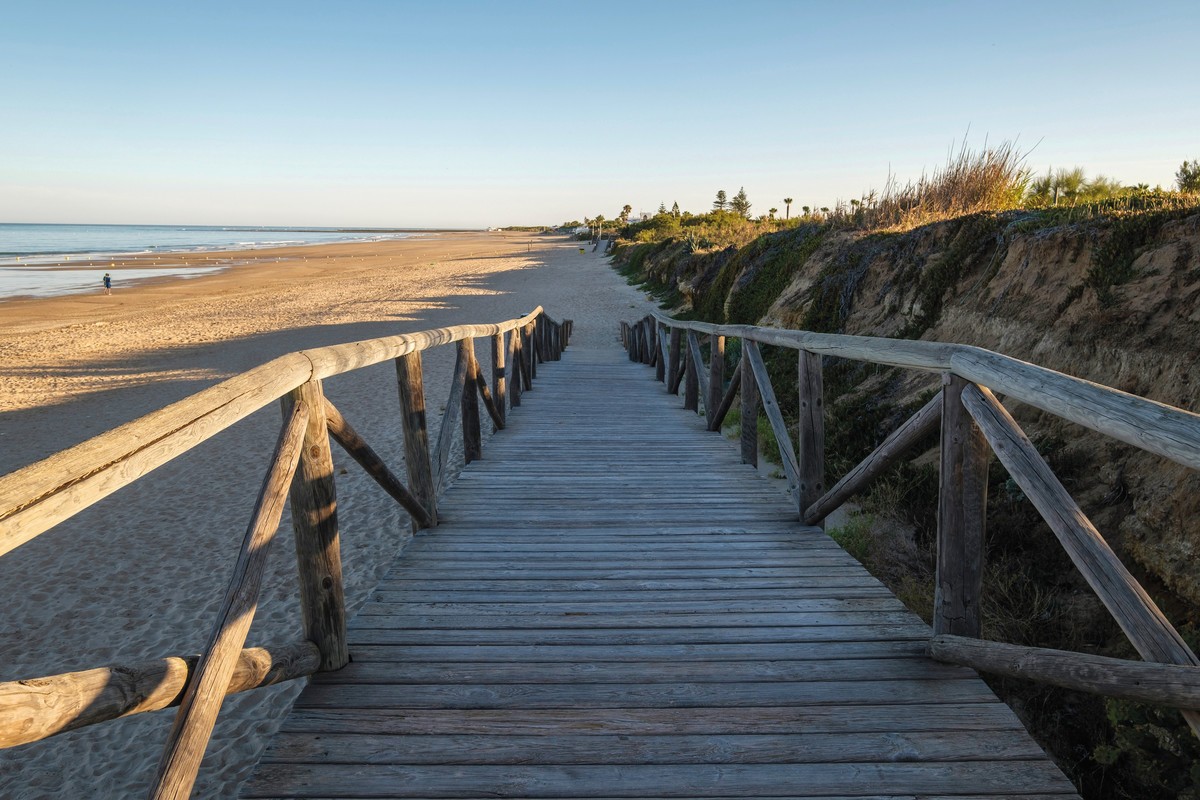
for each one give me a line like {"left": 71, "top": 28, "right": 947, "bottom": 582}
{"left": 769, "top": 207, "right": 778, "bottom": 220}
{"left": 783, "top": 197, "right": 793, "bottom": 219}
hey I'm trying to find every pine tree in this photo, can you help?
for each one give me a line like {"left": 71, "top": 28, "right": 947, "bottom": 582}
{"left": 658, "top": 202, "right": 668, "bottom": 214}
{"left": 713, "top": 189, "right": 728, "bottom": 210}
{"left": 730, "top": 187, "right": 752, "bottom": 218}
{"left": 671, "top": 201, "right": 680, "bottom": 217}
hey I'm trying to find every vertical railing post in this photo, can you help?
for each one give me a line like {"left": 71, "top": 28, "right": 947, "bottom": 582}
{"left": 460, "top": 339, "right": 482, "bottom": 463}
{"left": 654, "top": 322, "right": 667, "bottom": 383}
{"left": 667, "top": 328, "right": 682, "bottom": 394}
{"left": 492, "top": 332, "right": 507, "bottom": 425}
{"left": 509, "top": 331, "right": 523, "bottom": 407}
{"left": 281, "top": 380, "right": 348, "bottom": 672}
{"left": 529, "top": 321, "right": 539, "bottom": 378}
{"left": 683, "top": 335, "right": 699, "bottom": 412}
{"left": 706, "top": 335, "right": 725, "bottom": 430}
{"left": 934, "top": 373, "right": 989, "bottom": 637}
{"left": 740, "top": 342, "right": 760, "bottom": 466}
{"left": 395, "top": 351, "right": 437, "bottom": 528}
{"left": 797, "top": 350, "right": 825, "bottom": 525}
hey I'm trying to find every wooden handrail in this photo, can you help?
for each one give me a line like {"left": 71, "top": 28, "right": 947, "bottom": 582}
{"left": 645, "top": 312, "right": 1200, "bottom": 471}
{"left": 0, "top": 307, "right": 544, "bottom": 556}
{"left": 624, "top": 310, "right": 1200, "bottom": 733}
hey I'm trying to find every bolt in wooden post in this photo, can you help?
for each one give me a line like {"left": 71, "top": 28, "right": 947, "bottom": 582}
{"left": 460, "top": 339, "right": 482, "bottom": 463}
{"left": 934, "top": 373, "right": 989, "bottom": 638}
{"left": 706, "top": 335, "right": 725, "bottom": 431}
{"left": 281, "top": 380, "right": 348, "bottom": 672}
{"left": 667, "top": 328, "right": 682, "bottom": 394}
{"left": 797, "top": 350, "right": 825, "bottom": 525}
{"left": 395, "top": 351, "right": 437, "bottom": 528}
{"left": 491, "top": 332, "right": 507, "bottom": 425}
{"left": 740, "top": 343, "right": 760, "bottom": 466}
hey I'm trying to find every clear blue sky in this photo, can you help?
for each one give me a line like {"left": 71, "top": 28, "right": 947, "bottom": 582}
{"left": 2, "top": 1, "right": 1197, "bottom": 228}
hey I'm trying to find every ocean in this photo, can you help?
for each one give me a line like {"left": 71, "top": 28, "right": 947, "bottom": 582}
{"left": 0, "top": 223, "right": 423, "bottom": 299}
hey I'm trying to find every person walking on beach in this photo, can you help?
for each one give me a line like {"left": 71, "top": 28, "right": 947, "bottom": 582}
{"left": 102, "top": 272, "right": 112, "bottom": 295}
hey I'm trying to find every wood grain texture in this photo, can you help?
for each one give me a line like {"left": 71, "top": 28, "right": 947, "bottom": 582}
{"left": 282, "top": 382, "right": 349, "bottom": 671}
{"left": 433, "top": 345, "right": 470, "bottom": 492}
{"left": 797, "top": 349, "right": 825, "bottom": 521}
{"left": 667, "top": 328, "right": 683, "bottom": 395}
{"left": 491, "top": 332, "right": 507, "bottom": 425}
{"left": 741, "top": 344, "right": 760, "bottom": 467}
{"left": 706, "top": 335, "right": 725, "bottom": 431}
{"left": 931, "top": 634, "right": 1200, "bottom": 709}
{"left": 394, "top": 351, "right": 437, "bottom": 529}
{"left": 323, "top": 398, "right": 432, "bottom": 529}
{"left": 684, "top": 331, "right": 701, "bottom": 412}
{"left": 0, "top": 641, "right": 318, "bottom": 749}
{"left": 934, "top": 375, "right": 988, "bottom": 638}
{"left": 804, "top": 391, "right": 941, "bottom": 525}
{"left": 150, "top": 401, "right": 309, "bottom": 800}
{"left": 459, "top": 339, "right": 482, "bottom": 463}
{"left": 743, "top": 340, "right": 800, "bottom": 489}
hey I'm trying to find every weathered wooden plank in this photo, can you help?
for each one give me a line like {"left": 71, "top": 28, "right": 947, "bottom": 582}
{"left": 356, "top": 597, "right": 905, "bottom": 615}
{"left": 261, "top": 729, "right": 1045, "bottom": 765}
{"left": 342, "top": 625, "right": 931, "bottom": 647}
{"left": 274, "top": 702, "right": 1025, "bottom": 735}
{"left": 307, "top": 657, "right": 969, "bottom": 686}
{"left": 347, "top": 610, "right": 921, "bottom": 631}
{"left": 294, "top": 678, "right": 998, "bottom": 710}
{"left": 241, "top": 761, "right": 1075, "bottom": 798}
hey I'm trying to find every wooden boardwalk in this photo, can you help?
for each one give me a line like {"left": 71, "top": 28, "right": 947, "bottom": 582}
{"left": 241, "top": 340, "right": 1079, "bottom": 799}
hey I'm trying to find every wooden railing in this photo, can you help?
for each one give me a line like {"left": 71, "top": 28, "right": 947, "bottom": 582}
{"left": 621, "top": 311, "right": 1200, "bottom": 736}
{"left": 0, "top": 308, "right": 572, "bottom": 799}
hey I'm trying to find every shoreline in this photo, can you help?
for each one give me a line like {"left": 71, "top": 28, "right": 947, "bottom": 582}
{"left": 0, "top": 229, "right": 500, "bottom": 301}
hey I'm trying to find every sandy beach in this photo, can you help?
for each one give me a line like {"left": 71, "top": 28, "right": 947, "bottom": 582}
{"left": 0, "top": 232, "right": 657, "bottom": 798}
